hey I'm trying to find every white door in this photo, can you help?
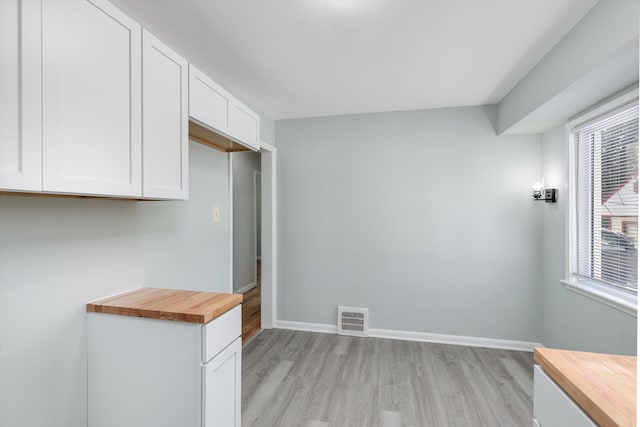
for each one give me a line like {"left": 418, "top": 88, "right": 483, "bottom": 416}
{"left": 203, "top": 337, "right": 241, "bottom": 427}
{"left": 41, "top": 0, "right": 142, "bottom": 197}
{"left": 142, "top": 30, "right": 188, "bottom": 200}
{"left": 0, "top": 0, "right": 41, "bottom": 191}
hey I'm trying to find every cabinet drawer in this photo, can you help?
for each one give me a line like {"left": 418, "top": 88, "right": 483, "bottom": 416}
{"left": 533, "top": 365, "right": 596, "bottom": 427}
{"left": 203, "top": 305, "right": 241, "bottom": 363}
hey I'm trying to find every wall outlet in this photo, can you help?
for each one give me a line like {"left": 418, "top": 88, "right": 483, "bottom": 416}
{"left": 213, "top": 207, "right": 220, "bottom": 223}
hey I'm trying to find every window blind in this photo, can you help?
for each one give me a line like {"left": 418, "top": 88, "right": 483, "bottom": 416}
{"left": 573, "top": 101, "right": 639, "bottom": 292}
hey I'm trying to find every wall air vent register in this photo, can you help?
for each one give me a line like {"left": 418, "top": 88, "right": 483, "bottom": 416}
{"left": 337, "top": 306, "right": 369, "bottom": 337}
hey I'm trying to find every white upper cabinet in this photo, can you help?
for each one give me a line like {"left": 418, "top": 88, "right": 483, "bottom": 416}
{"left": 40, "top": 0, "right": 142, "bottom": 197}
{"left": 189, "top": 65, "right": 233, "bottom": 136}
{"left": 142, "top": 30, "right": 188, "bottom": 200}
{"left": 189, "top": 65, "right": 260, "bottom": 152}
{"left": 3, "top": 0, "right": 259, "bottom": 198}
{"left": 0, "top": 0, "right": 41, "bottom": 192}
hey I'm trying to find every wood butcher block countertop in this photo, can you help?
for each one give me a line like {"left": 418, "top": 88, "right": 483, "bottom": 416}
{"left": 534, "top": 347, "right": 636, "bottom": 427}
{"left": 87, "top": 288, "right": 242, "bottom": 324}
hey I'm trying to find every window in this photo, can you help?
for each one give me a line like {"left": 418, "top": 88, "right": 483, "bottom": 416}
{"left": 568, "top": 95, "right": 638, "bottom": 313}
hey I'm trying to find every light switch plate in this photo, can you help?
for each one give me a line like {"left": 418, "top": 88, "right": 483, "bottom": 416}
{"left": 213, "top": 207, "right": 220, "bottom": 223}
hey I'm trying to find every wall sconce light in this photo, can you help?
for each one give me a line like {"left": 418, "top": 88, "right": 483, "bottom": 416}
{"left": 532, "top": 182, "right": 557, "bottom": 203}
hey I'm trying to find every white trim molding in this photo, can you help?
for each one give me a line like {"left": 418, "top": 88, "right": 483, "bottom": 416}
{"left": 259, "top": 141, "right": 276, "bottom": 329}
{"left": 234, "top": 282, "right": 256, "bottom": 295}
{"left": 369, "top": 328, "right": 543, "bottom": 352}
{"left": 275, "top": 320, "right": 543, "bottom": 352}
{"left": 253, "top": 169, "right": 261, "bottom": 288}
{"left": 561, "top": 279, "right": 637, "bottom": 317}
{"left": 228, "top": 153, "right": 234, "bottom": 294}
{"left": 275, "top": 321, "right": 337, "bottom": 334}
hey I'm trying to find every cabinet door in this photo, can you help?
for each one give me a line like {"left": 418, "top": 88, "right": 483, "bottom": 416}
{"left": 203, "top": 337, "right": 241, "bottom": 427}
{"left": 0, "top": 0, "right": 41, "bottom": 191}
{"left": 189, "top": 65, "right": 232, "bottom": 136}
{"left": 229, "top": 99, "right": 260, "bottom": 152}
{"left": 533, "top": 366, "right": 596, "bottom": 427}
{"left": 41, "top": 0, "right": 142, "bottom": 197}
{"left": 142, "top": 30, "right": 188, "bottom": 200}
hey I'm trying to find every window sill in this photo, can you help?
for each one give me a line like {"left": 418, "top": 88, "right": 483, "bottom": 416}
{"left": 561, "top": 279, "right": 637, "bottom": 317}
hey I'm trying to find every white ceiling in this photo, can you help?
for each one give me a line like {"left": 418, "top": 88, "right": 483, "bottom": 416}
{"left": 112, "top": 0, "right": 599, "bottom": 120}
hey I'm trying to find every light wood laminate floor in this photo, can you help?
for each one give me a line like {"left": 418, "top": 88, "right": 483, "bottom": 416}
{"left": 242, "top": 329, "right": 534, "bottom": 427}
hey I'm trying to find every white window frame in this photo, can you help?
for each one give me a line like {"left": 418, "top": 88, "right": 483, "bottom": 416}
{"left": 564, "top": 89, "right": 638, "bottom": 317}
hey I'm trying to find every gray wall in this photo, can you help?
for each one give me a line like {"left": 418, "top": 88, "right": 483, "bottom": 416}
{"left": 258, "top": 107, "right": 276, "bottom": 145}
{"left": 142, "top": 142, "right": 231, "bottom": 290}
{"left": 232, "top": 151, "right": 261, "bottom": 292}
{"left": 0, "top": 141, "right": 230, "bottom": 427}
{"left": 540, "top": 125, "right": 637, "bottom": 355}
{"left": 276, "top": 106, "right": 544, "bottom": 343}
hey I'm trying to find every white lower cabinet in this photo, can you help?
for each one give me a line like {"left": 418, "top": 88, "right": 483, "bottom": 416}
{"left": 533, "top": 365, "right": 596, "bottom": 427}
{"left": 88, "top": 305, "right": 242, "bottom": 427}
{"left": 203, "top": 337, "right": 242, "bottom": 427}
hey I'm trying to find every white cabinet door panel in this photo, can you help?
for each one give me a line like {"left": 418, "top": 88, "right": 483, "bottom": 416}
{"left": 142, "top": 30, "right": 188, "bottom": 200}
{"left": 0, "top": 0, "right": 21, "bottom": 189}
{"left": 189, "top": 65, "right": 231, "bottom": 135}
{"left": 229, "top": 100, "right": 260, "bottom": 151}
{"left": 533, "top": 365, "right": 596, "bottom": 427}
{"left": 0, "top": 0, "right": 41, "bottom": 191}
{"left": 203, "top": 337, "right": 242, "bottom": 427}
{"left": 188, "top": 65, "right": 260, "bottom": 152}
{"left": 41, "top": 0, "right": 141, "bottom": 197}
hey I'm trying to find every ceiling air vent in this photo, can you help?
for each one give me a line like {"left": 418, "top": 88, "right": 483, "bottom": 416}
{"left": 338, "top": 306, "right": 369, "bottom": 337}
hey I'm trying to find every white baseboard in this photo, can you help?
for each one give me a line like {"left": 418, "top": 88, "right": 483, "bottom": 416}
{"left": 274, "top": 320, "right": 542, "bottom": 352}
{"left": 235, "top": 282, "right": 256, "bottom": 295}
{"left": 368, "top": 328, "right": 543, "bottom": 352}
{"left": 275, "top": 320, "right": 337, "bottom": 334}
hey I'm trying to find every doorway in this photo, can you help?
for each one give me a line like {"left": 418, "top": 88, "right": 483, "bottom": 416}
{"left": 230, "top": 142, "right": 276, "bottom": 343}
{"left": 231, "top": 151, "right": 261, "bottom": 342}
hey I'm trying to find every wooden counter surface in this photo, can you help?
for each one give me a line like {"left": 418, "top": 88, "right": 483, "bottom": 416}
{"left": 87, "top": 288, "right": 242, "bottom": 324}
{"left": 534, "top": 347, "right": 636, "bottom": 427}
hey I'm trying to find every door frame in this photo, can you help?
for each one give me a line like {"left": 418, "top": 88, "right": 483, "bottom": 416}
{"left": 253, "top": 169, "right": 261, "bottom": 288}
{"left": 228, "top": 141, "right": 276, "bottom": 330}
{"left": 259, "top": 141, "right": 276, "bottom": 329}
